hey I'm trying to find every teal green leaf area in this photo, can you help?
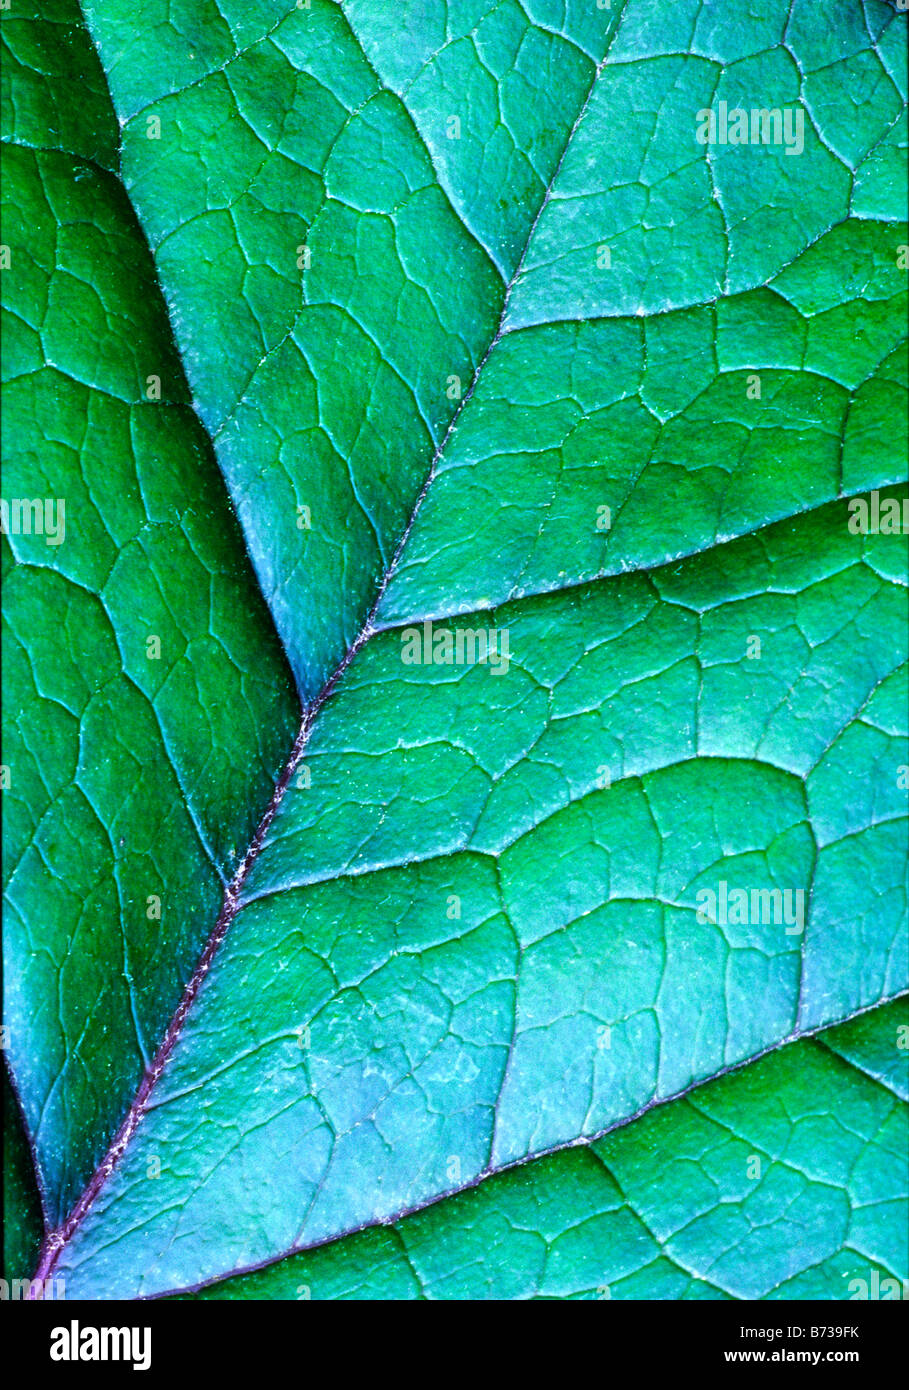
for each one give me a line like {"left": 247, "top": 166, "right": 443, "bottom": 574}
{"left": 1, "top": 0, "right": 907, "bottom": 1300}
{"left": 190, "top": 999, "right": 909, "bottom": 1301}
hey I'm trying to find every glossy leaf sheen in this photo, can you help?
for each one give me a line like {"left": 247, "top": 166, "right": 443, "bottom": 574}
{"left": 1, "top": 0, "right": 907, "bottom": 1299}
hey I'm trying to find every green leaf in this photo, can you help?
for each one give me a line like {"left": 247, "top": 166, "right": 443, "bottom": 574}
{"left": 2, "top": 0, "right": 907, "bottom": 1301}
{"left": 186, "top": 998, "right": 909, "bottom": 1300}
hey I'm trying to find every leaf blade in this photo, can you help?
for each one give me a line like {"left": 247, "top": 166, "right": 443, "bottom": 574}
{"left": 3, "top": 0, "right": 907, "bottom": 1301}
{"left": 2, "top": 22, "right": 299, "bottom": 1220}
{"left": 50, "top": 495, "right": 908, "bottom": 1296}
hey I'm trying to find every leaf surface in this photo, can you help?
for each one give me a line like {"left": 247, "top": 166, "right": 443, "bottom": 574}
{"left": 2, "top": 0, "right": 299, "bottom": 1221}
{"left": 2, "top": 0, "right": 907, "bottom": 1300}
{"left": 2, "top": 1070, "right": 43, "bottom": 1283}
{"left": 187, "top": 998, "right": 908, "bottom": 1300}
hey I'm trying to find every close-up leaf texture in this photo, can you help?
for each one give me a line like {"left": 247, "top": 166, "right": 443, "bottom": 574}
{"left": 1, "top": 0, "right": 907, "bottom": 1301}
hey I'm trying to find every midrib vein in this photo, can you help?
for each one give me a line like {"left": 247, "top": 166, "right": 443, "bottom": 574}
{"left": 29, "top": 9, "right": 619, "bottom": 1291}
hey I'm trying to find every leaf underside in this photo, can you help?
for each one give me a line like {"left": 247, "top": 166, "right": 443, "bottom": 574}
{"left": 1, "top": 0, "right": 907, "bottom": 1299}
